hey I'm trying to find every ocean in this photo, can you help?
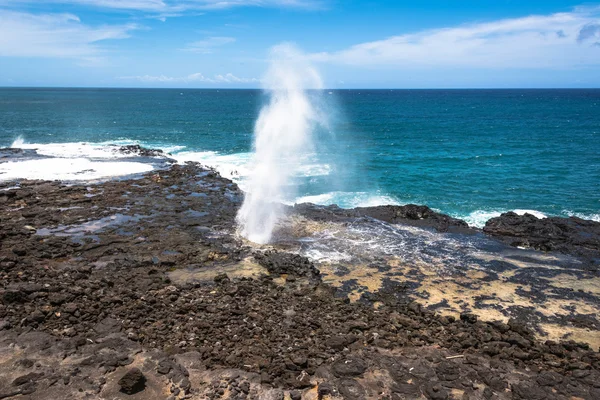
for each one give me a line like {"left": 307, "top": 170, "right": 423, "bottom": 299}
{"left": 1, "top": 88, "right": 599, "bottom": 227}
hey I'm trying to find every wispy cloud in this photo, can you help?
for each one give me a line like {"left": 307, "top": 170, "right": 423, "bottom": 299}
{"left": 311, "top": 7, "right": 600, "bottom": 69}
{"left": 182, "top": 36, "right": 235, "bottom": 53}
{"left": 119, "top": 72, "right": 259, "bottom": 84}
{"left": 0, "top": 0, "right": 323, "bottom": 12}
{"left": 0, "top": 10, "right": 138, "bottom": 62}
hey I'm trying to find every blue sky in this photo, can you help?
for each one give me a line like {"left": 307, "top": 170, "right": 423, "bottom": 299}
{"left": 0, "top": 1, "right": 599, "bottom": 88}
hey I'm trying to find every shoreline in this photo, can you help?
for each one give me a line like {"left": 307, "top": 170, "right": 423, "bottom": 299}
{"left": 2, "top": 143, "right": 599, "bottom": 228}
{"left": 1, "top": 158, "right": 599, "bottom": 399}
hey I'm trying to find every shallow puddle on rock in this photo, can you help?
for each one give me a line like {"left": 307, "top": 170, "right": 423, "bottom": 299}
{"left": 36, "top": 213, "right": 148, "bottom": 236}
{"left": 549, "top": 274, "right": 600, "bottom": 296}
{"left": 168, "top": 258, "right": 268, "bottom": 284}
{"left": 273, "top": 215, "right": 600, "bottom": 348}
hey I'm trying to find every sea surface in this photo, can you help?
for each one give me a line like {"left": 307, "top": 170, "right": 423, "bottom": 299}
{"left": 1, "top": 88, "right": 599, "bottom": 227}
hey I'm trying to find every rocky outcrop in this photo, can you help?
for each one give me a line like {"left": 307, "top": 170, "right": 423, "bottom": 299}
{"left": 355, "top": 204, "right": 471, "bottom": 232}
{"left": 293, "top": 203, "right": 473, "bottom": 233}
{"left": 0, "top": 163, "right": 599, "bottom": 399}
{"left": 116, "top": 144, "right": 168, "bottom": 157}
{"left": 484, "top": 212, "right": 600, "bottom": 258}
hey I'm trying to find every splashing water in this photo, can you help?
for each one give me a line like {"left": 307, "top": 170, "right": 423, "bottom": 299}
{"left": 236, "top": 44, "right": 327, "bottom": 244}
{"left": 11, "top": 136, "right": 26, "bottom": 148}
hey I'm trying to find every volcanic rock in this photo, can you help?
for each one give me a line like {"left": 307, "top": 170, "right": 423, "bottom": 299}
{"left": 484, "top": 211, "right": 600, "bottom": 257}
{"left": 118, "top": 368, "right": 146, "bottom": 394}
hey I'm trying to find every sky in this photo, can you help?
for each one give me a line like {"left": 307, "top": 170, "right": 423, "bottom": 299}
{"left": 0, "top": 1, "right": 599, "bottom": 88}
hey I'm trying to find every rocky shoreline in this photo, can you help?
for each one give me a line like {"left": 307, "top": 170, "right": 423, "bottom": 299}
{"left": 1, "top": 154, "right": 599, "bottom": 399}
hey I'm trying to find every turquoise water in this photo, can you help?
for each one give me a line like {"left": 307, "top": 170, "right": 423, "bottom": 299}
{"left": 1, "top": 88, "right": 599, "bottom": 226}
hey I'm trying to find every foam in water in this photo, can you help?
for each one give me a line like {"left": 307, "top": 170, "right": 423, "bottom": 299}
{"left": 292, "top": 191, "right": 400, "bottom": 209}
{"left": 11, "top": 136, "right": 26, "bottom": 148}
{"left": 236, "top": 44, "right": 327, "bottom": 244}
{"left": 0, "top": 158, "right": 154, "bottom": 182}
{"left": 1, "top": 137, "right": 155, "bottom": 182}
{"left": 463, "top": 209, "right": 548, "bottom": 228}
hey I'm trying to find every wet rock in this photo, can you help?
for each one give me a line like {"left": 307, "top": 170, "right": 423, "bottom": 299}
{"left": 487, "top": 320, "right": 510, "bottom": 333}
{"left": 117, "top": 145, "right": 166, "bottom": 158}
{"left": 118, "top": 368, "right": 146, "bottom": 395}
{"left": 484, "top": 211, "right": 600, "bottom": 257}
{"left": 214, "top": 273, "right": 230, "bottom": 284}
{"left": 460, "top": 313, "right": 478, "bottom": 324}
{"left": 355, "top": 204, "right": 470, "bottom": 232}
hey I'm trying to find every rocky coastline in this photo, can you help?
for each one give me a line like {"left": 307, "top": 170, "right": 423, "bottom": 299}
{"left": 1, "top": 148, "right": 599, "bottom": 399}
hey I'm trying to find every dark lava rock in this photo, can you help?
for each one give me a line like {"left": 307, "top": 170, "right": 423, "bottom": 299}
{"left": 118, "top": 368, "right": 146, "bottom": 395}
{"left": 28, "top": 310, "right": 45, "bottom": 323}
{"left": 331, "top": 357, "right": 368, "bottom": 378}
{"left": 424, "top": 382, "right": 449, "bottom": 400}
{"left": 94, "top": 317, "right": 122, "bottom": 335}
{"left": 511, "top": 382, "right": 549, "bottom": 400}
{"left": 292, "top": 203, "right": 473, "bottom": 233}
{"left": 11, "top": 247, "right": 27, "bottom": 256}
{"left": 255, "top": 251, "right": 320, "bottom": 279}
{"left": 117, "top": 145, "right": 165, "bottom": 157}
{"left": 338, "top": 379, "right": 366, "bottom": 399}
{"left": 356, "top": 204, "right": 470, "bottom": 233}
{"left": 460, "top": 312, "right": 478, "bottom": 324}
{"left": 325, "top": 335, "right": 357, "bottom": 351}
{"left": 13, "top": 372, "right": 44, "bottom": 386}
{"left": 290, "top": 391, "right": 302, "bottom": 400}
{"left": 484, "top": 211, "right": 600, "bottom": 257}
{"left": 2, "top": 290, "right": 26, "bottom": 304}
{"left": 318, "top": 382, "right": 334, "bottom": 396}
{"left": 214, "top": 273, "right": 230, "bottom": 284}
{"left": 157, "top": 359, "right": 172, "bottom": 374}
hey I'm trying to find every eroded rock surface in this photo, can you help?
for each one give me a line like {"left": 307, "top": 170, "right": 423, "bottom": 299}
{"left": 484, "top": 211, "right": 600, "bottom": 259}
{"left": 0, "top": 158, "right": 599, "bottom": 399}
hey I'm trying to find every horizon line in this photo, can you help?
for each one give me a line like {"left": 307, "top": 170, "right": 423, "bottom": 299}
{"left": 1, "top": 86, "right": 600, "bottom": 90}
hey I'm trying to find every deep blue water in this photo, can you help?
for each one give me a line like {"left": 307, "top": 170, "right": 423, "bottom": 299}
{"left": 1, "top": 88, "right": 599, "bottom": 226}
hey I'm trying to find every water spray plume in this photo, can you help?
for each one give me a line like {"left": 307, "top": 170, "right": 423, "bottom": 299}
{"left": 236, "top": 43, "right": 326, "bottom": 244}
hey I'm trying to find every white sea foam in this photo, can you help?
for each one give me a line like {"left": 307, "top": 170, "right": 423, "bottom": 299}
{"left": 0, "top": 158, "right": 153, "bottom": 182}
{"left": 11, "top": 136, "right": 26, "bottom": 148}
{"left": 10, "top": 140, "right": 134, "bottom": 159}
{"left": 462, "top": 210, "right": 503, "bottom": 228}
{"left": 292, "top": 191, "right": 400, "bottom": 209}
{"left": 172, "top": 151, "right": 252, "bottom": 183}
{"left": 563, "top": 210, "right": 600, "bottom": 222}
{"left": 463, "top": 209, "right": 548, "bottom": 228}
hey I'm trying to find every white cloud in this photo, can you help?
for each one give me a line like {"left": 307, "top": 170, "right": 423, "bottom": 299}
{"left": 311, "top": 7, "right": 600, "bottom": 69}
{"left": 0, "top": 0, "right": 322, "bottom": 12}
{"left": 119, "top": 72, "right": 259, "bottom": 84}
{"left": 0, "top": 10, "right": 138, "bottom": 60}
{"left": 182, "top": 36, "right": 236, "bottom": 53}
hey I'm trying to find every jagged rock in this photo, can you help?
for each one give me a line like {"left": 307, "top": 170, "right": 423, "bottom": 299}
{"left": 118, "top": 368, "right": 146, "bottom": 394}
